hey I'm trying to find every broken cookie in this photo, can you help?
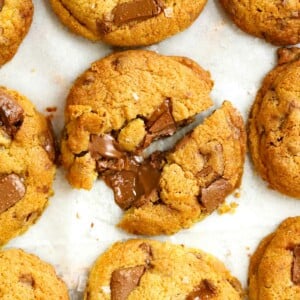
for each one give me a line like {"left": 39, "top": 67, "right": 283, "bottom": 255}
{"left": 0, "top": 87, "right": 56, "bottom": 246}
{"left": 61, "top": 50, "right": 246, "bottom": 235}
{"left": 49, "top": 0, "right": 207, "bottom": 46}
{"left": 84, "top": 239, "right": 243, "bottom": 300}
{"left": 0, "top": 249, "right": 68, "bottom": 299}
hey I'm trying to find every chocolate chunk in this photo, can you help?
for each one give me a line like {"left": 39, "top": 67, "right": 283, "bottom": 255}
{"left": 0, "top": 0, "right": 4, "bottom": 12}
{"left": 105, "top": 170, "right": 144, "bottom": 210}
{"left": 0, "top": 90, "right": 24, "bottom": 137}
{"left": 186, "top": 279, "right": 217, "bottom": 300}
{"left": 112, "top": 0, "right": 163, "bottom": 26}
{"left": 200, "top": 178, "right": 232, "bottom": 213}
{"left": 0, "top": 174, "right": 26, "bottom": 214}
{"left": 143, "top": 99, "right": 176, "bottom": 147}
{"left": 104, "top": 156, "right": 161, "bottom": 210}
{"left": 110, "top": 265, "right": 145, "bottom": 300}
{"left": 89, "top": 134, "right": 124, "bottom": 160}
{"left": 19, "top": 274, "right": 34, "bottom": 287}
{"left": 292, "top": 245, "right": 300, "bottom": 284}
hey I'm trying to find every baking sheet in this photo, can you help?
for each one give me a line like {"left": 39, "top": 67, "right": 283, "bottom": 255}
{"left": 1, "top": 0, "right": 300, "bottom": 298}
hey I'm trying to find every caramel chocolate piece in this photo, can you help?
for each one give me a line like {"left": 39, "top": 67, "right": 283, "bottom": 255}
{"left": 104, "top": 156, "right": 161, "bottom": 210}
{"left": 19, "top": 274, "right": 34, "bottom": 287}
{"left": 143, "top": 99, "right": 176, "bottom": 147}
{"left": 186, "top": 279, "right": 217, "bottom": 300}
{"left": 89, "top": 134, "right": 124, "bottom": 160}
{"left": 292, "top": 245, "right": 300, "bottom": 284}
{"left": 0, "top": 0, "right": 4, "bottom": 12}
{"left": 0, "top": 90, "right": 24, "bottom": 137}
{"left": 110, "top": 265, "right": 145, "bottom": 300}
{"left": 201, "top": 179, "right": 232, "bottom": 213}
{"left": 0, "top": 174, "right": 26, "bottom": 214}
{"left": 113, "top": 0, "right": 163, "bottom": 26}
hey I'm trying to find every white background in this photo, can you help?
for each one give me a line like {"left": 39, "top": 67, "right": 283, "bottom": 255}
{"left": 1, "top": 0, "right": 300, "bottom": 298}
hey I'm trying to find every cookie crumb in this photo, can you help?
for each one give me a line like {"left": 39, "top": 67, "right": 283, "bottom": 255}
{"left": 217, "top": 202, "right": 238, "bottom": 215}
{"left": 46, "top": 107, "right": 57, "bottom": 113}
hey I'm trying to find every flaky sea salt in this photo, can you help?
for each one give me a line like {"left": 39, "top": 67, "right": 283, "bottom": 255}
{"left": 101, "top": 286, "right": 111, "bottom": 294}
{"left": 164, "top": 7, "right": 174, "bottom": 18}
{"left": 132, "top": 92, "right": 139, "bottom": 101}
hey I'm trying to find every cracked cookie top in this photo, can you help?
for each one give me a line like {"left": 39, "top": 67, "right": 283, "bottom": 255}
{"left": 249, "top": 47, "right": 300, "bottom": 198}
{"left": 0, "top": 87, "right": 56, "bottom": 246}
{"left": 249, "top": 217, "right": 300, "bottom": 299}
{"left": 61, "top": 50, "right": 246, "bottom": 235}
{"left": 0, "top": 249, "right": 69, "bottom": 299}
{"left": 219, "top": 0, "right": 300, "bottom": 45}
{"left": 84, "top": 239, "right": 243, "bottom": 300}
{"left": 49, "top": 0, "right": 207, "bottom": 46}
{"left": 0, "top": 0, "right": 33, "bottom": 66}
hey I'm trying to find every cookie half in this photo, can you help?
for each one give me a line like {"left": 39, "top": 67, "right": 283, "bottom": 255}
{"left": 219, "top": 0, "right": 300, "bottom": 45}
{"left": 0, "top": 248, "right": 69, "bottom": 299}
{"left": 249, "top": 217, "right": 300, "bottom": 299}
{"left": 0, "top": 0, "right": 33, "bottom": 66}
{"left": 49, "top": 0, "right": 207, "bottom": 46}
{"left": 61, "top": 50, "right": 246, "bottom": 235}
{"left": 0, "top": 87, "right": 56, "bottom": 245}
{"left": 84, "top": 239, "right": 243, "bottom": 300}
{"left": 248, "top": 47, "right": 300, "bottom": 198}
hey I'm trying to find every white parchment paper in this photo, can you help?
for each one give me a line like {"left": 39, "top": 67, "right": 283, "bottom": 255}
{"left": 1, "top": 0, "right": 300, "bottom": 298}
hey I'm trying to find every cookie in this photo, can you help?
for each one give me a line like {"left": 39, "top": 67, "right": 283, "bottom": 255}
{"left": 248, "top": 217, "right": 300, "bottom": 299}
{"left": 0, "top": 248, "right": 69, "bottom": 299}
{"left": 61, "top": 50, "right": 246, "bottom": 235}
{"left": 49, "top": 0, "right": 207, "bottom": 46}
{"left": 0, "top": 0, "right": 33, "bottom": 66}
{"left": 248, "top": 47, "right": 300, "bottom": 198}
{"left": 0, "top": 87, "right": 56, "bottom": 246}
{"left": 84, "top": 239, "right": 243, "bottom": 300}
{"left": 219, "top": 0, "right": 300, "bottom": 45}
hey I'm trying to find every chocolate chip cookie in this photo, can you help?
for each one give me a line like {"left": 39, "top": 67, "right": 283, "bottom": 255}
{"left": 0, "top": 87, "right": 56, "bottom": 246}
{"left": 248, "top": 47, "right": 300, "bottom": 198}
{"left": 61, "top": 50, "right": 246, "bottom": 235}
{"left": 249, "top": 217, "right": 300, "bottom": 299}
{"left": 84, "top": 239, "right": 243, "bottom": 300}
{"left": 49, "top": 0, "right": 207, "bottom": 46}
{"left": 0, "top": 248, "right": 69, "bottom": 299}
{"left": 219, "top": 0, "right": 300, "bottom": 45}
{"left": 0, "top": 0, "right": 34, "bottom": 66}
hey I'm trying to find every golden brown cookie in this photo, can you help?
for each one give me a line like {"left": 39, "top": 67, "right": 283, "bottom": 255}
{"left": 0, "top": 0, "right": 34, "bottom": 66}
{"left": 219, "top": 0, "right": 300, "bottom": 45}
{"left": 0, "top": 248, "right": 69, "bottom": 299}
{"left": 0, "top": 87, "right": 56, "bottom": 246}
{"left": 49, "top": 0, "right": 207, "bottom": 46}
{"left": 61, "top": 50, "right": 246, "bottom": 235}
{"left": 248, "top": 47, "right": 300, "bottom": 198}
{"left": 119, "top": 101, "right": 246, "bottom": 235}
{"left": 84, "top": 239, "right": 244, "bottom": 300}
{"left": 249, "top": 217, "right": 300, "bottom": 299}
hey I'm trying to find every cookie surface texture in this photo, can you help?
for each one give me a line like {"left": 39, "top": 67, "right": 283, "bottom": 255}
{"left": 249, "top": 47, "right": 300, "bottom": 198}
{"left": 0, "top": 248, "right": 69, "bottom": 299}
{"left": 249, "top": 217, "right": 300, "bottom": 299}
{"left": 0, "top": 87, "right": 56, "bottom": 246}
{"left": 61, "top": 50, "right": 246, "bottom": 235}
{"left": 49, "top": 0, "right": 207, "bottom": 46}
{"left": 219, "top": 0, "right": 300, "bottom": 45}
{"left": 84, "top": 239, "right": 243, "bottom": 300}
{"left": 0, "top": 0, "right": 33, "bottom": 66}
